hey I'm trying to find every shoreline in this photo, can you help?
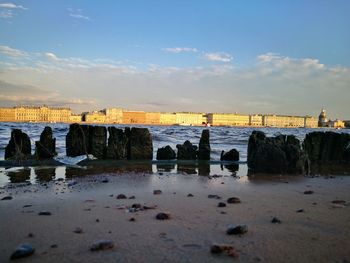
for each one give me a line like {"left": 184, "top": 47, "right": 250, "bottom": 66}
{"left": 1, "top": 172, "right": 349, "bottom": 262}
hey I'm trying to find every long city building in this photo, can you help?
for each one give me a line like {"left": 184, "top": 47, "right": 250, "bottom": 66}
{"left": 0, "top": 105, "right": 325, "bottom": 128}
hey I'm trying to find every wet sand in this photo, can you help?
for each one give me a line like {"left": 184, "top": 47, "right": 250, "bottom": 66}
{"left": 0, "top": 172, "right": 349, "bottom": 262}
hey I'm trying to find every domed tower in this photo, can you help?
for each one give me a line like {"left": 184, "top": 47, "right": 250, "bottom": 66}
{"left": 318, "top": 109, "right": 328, "bottom": 127}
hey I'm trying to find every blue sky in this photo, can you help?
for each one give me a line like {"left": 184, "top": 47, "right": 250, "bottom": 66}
{"left": 0, "top": 0, "right": 349, "bottom": 118}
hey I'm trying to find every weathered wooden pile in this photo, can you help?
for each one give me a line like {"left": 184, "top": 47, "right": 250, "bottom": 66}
{"left": 3, "top": 123, "right": 350, "bottom": 174}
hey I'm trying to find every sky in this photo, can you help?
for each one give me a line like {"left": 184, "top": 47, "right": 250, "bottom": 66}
{"left": 0, "top": 0, "right": 349, "bottom": 119}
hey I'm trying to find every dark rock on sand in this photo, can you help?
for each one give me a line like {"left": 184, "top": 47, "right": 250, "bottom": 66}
{"left": 5, "top": 129, "right": 31, "bottom": 160}
{"left": 176, "top": 140, "right": 198, "bottom": 160}
{"left": 73, "top": 227, "right": 83, "bottom": 234}
{"left": 10, "top": 243, "right": 35, "bottom": 260}
{"left": 304, "top": 190, "right": 314, "bottom": 195}
{"left": 227, "top": 197, "right": 241, "bottom": 204}
{"left": 1, "top": 195, "right": 13, "bottom": 200}
{"left": 156, "top": 212, "right": 170, "bottom": 220}
{"left": 90, "top": 240, "right": 114, "bottom": 251}
{"left": 218, "top": 202, "right": 226, "bottom": 207}
{"left": 220, "top": 149, "right": 239, "bottom": 161}
{"left": 153, "top": 190, "right": 162, "bottom": 195}
{"left": 187, "top": 193, "right": 194, "bottom": 197}
{"left": 210, "top": 244, "right": 239, "bottom": 258}
{"left": 198, "top": 129, "right": 210, "bottom": 160}
{"left": 296, "top": 209, "right": 304, "bottom": 213}
{"left": 271, "top": 217, "right": 282, "bottom": 224}
{"left": 116, "top": 194, "right": 127, "bottom": 199}
{"left": 248, "top": 131, "right": 306, "bottom": 174}
{"left": 226, "top": 224, "right": 248, "bottom": 235}
{"left": 208, "top": 194, "right": 221, "bottom": 199}
{"left": 35, "top": 126, "right": 56, "bottom": 159}
{"left": 156, "top": 145, "right": 176, "bottom": 160}
{"left": 38, "top": 211, "right": 51, "bottom": 216}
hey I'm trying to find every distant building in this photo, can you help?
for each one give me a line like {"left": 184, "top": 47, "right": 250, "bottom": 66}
{"left": 328, "top": 119, "right": 345, "bottom": 128}
{"left": 0, "top": 106, "right": 71, "bottom": 123}
{"left": 69, "top": 114, "right": 82, "bottom": 123}
{"left": 159, "top": 112, "right": 177, "bottom": 125}
{"left": 145, "top": 112, "right": 161, "bottom": 124}
{"left": 83, "top": 111, "right": 106, "bottom": 123}
{"left": 104, "top": 108, "right": 123, "bottom": 123}
{"left": 318, "top": 109, "right": 328, "bottom": 127}
{"left": 122, "top": 111, "right": 146, "bottom": 124}
{"left": 175, "top": 112, "right": 206, "bottom": 126}
{"left": 207, "top": 113, "right": 250, "bottom": 126}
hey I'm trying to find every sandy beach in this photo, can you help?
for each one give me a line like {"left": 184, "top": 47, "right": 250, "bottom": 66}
{"left": 0, "top": 169, "right": 349, "bottom": 263}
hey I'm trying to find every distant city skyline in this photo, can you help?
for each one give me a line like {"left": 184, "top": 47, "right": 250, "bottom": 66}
{"left": 0, "top": 1, "right": 349, "bottom": 119}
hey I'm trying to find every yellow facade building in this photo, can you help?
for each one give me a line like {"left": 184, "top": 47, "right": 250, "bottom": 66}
{"left": 83, "top": 111, "right": 106, "bottom": 123}
{"left": 262, "top": 115, "right": 315, "bottom": 128}
{"left": 104, "top": 108, "right": 123, "bottom": 123}
{"left": 122, "top": 111, "right": 146, "bottom": 124}
{"left": 175, "top": 112, "right": 206, "bottom": 126}
{"left": 0, "top": 107, "right": 16, "bottom": 122}
{"left": 69, "top": 114, "right": 82, "bottom": 123}
{"left": 207, "top": 113, "right": 250, "bottom": 126}
{"left": 159, "top": 112, "right": 177, "bottom": 125}
{"left": 145, "top": 112, "right": 161, "bottom": 124}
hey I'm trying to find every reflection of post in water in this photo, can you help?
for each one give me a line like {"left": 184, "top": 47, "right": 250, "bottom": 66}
{"left": 198, "top": 161, "right": 210, "bottom": 176}
{"left": 177, "top": 163, "right": 197, "bottom": 175}
{"left": 34, "top": 167, "right": 56, "bottom": 182}
{"left": 221, "top": 164, "right": 239, "bottom": 175}
{"left": 6, "top": 168, "right": 31, "bottom": 183}
{"left": 156, "top": 164, "right": 175, "bottom": 173}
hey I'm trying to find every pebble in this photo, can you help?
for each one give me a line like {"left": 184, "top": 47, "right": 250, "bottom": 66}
{"left": 296, "top": 209, "right": 304, "bottom": 213}
{"left": 1, "top": 195, "right": 12, "bottom": 200}
{"left": 96, "top": 219, "right": 100, "bottom": 222}
{"left": 218, "top": 202, "right": 226, "bottom": 207}
{"left": 208, "top": 194, "right": 221, "bottom": 199}
{"left": 73, "top": 227, "right": 83, "bottom": 234}
{"left": 304, "top": 190, "right": 314, "bottom": 195}
{"left": 10, "top": 243, "right": 35, "bottom": 260}
{"left": 332, "top": 200, "right": 346, "bottom": 205}
{"left": 23, "top": 205, "right": 32, "bottom": 208}
{"left": 129, "top": 195, "right": 135, "bottom": 199}
{"left": 129, "top": 217, "right": 136, "bottom": 222}
{"left": 271, "top": 217, "right": 282, "bottom": 224}
{"left": 67, "top": 180, "right": 77, "bottom": 187}
{"left": 101, "top": 179, "right": 109, "bottom": 183}
{"left": 27, "top": 233, "right": 34, "bottom": 238}
{"left": 227, "top": 197, "right": 241, "bottom": 204}
{"left": 156, "top": 212, "right": 170, "bottom": 220}
{"left": 38, "top": 211, "right": 52, "bottom": 216}
{"left": 153, "top": 190, "right": 162, "bottom": 195}
{"left": 50, "top": 244, "right": 58, "bottom": 248}
{"left": 131, "top": 203, "right": 142, "bottom": 209}
{"left": 210, "top": 243, "right": 239, "bottom": 258}
{"left": 90, "top": 240, "right": 114, "bottom": 251}
{"left": 116, "top": 194, "right": 127, "bottom": 199}
{"left": 187, "top": 193, "right": 194, "bottom": 197}
{"left": 226, "top": 224, "right": 248, "bottom": 235}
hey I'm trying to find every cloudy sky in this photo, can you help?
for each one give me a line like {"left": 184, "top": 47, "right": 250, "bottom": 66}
{"left": 0, "top": 1, "right": 349, "bottom": 119}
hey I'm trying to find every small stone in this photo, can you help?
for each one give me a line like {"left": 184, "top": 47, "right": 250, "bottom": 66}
{"left": 153, "top": 190, "right": 162, "bottom": 195}
{"left": 131, "top": 203, "right": 142, "bottom": 209}
{"left": 187, "top": 193, "right": 194, "bottom": 197}
{"left": 227, "top": 197, "right": 241, "bottom": 204}
{"left": 90, "top": 240, "right": 114, "bottom": 251}
{"left": 10, "top": 243, "right": 35, "bottom": 259}
{"left": 23, "top": 205, "right": 32, "bottom": 208}
{"left": 156, "top": 212, "right": 170, "bottom": 220}
{"left": 101, "top": 179, "right": 109, "bottom": 183}
{"left": 116, "top": 194, "right": 127, "bottom": 199}
{"left": 210, "top": 243, "right": 239, "bottom": 258}
{"left": 27, "top": 233, "right": 34, "bottom": 238}
{"left": 67, "top": 180, "right": 77, "bottom": 187}
{"left": 129, "top": 195, "right": 135, "bottom": 199}
{"left": 296, "top": 209, "right": 304, "bottom": 213}
{"left": 96, "top": 219, "right": 100, "bottom": 222}
{"left": 226, "top": 224, "right": 248, "bottom": 235}
{"left": 271, "top": 217, "right": 282, "bottom": 224}
{"left": 50, "top": 244, "right": 57, "bottom": 248}
{"left": 218, "top": 202, "right": 226, "bottom": 207}
{"left": 208, "top": 194, "right": 221, "bottom": 199}
{"left": 1, "top": 195, "right": 12, "bottom": 200}
{"left": 73, "top": 227, "right": 83, "bottom": 234}
{"left": 332, "top": 200, "right": 346, "bottom": 205}
{"left": 129, "top": 217, "right": 136, "bottom": 222}
{"left": 38, "top": 211, "right": 51, "bottom": 216}
{"left": 304, "top": 190, "right": 314, "bottom": 195}
{"left": 220, "top": 211, "right": 227, "bottom": 214}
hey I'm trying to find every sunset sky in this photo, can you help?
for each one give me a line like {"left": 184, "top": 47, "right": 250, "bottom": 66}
{"left": 0, "top": 0, "right": 349, "bottom": 119}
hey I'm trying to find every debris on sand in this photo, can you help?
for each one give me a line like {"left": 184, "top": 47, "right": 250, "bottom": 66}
{"left": 156, "top": 212, "right": 171, "bottom": 220}
{"left": 90, "top": 240, "right": 114, "bottom": 251}
{"left": 227, "top": 197, "right": 241, "bottom": 204}
{"left": 226, "top": 224, "right": 248, "bottom": 235}
{"left": 210, "top": 243, "right": 239, "bottom": 258}
{"left": 271, "top": 217, "right": 282, "bottom": 224}
{"left": 10, "top": 243, "right": 35, "bottom": 260}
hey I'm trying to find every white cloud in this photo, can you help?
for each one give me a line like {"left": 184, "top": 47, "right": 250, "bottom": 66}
{"left": 68, "top": 8, "right": 90, "bottom": 20}
{"left": 0, "top": 3, "right": 27, "bottom": 10}
{"left": 163, "top": 47, "right": 198, "bottom": 53}
{"left": 0, "top": 45, "right": 28, "bottom": 57}
{"left": 203, "top": 52, "right": 233, "bottom": 62}
{"left": 0, "top": 45, "right": 349, "bottom": 118}
{"left": 0, "top": 9, "right": 12, "bottom": 18}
